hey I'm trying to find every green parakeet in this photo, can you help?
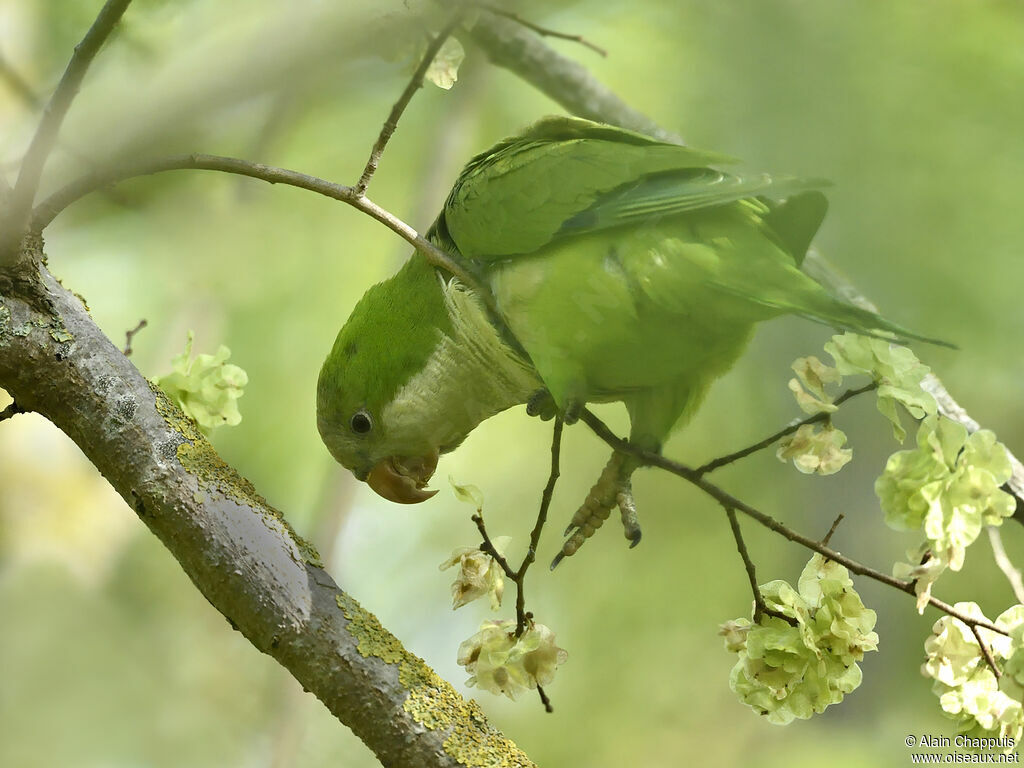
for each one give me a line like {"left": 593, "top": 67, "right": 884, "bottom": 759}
{"left": 317, "top": 116, "right": 943, "bottom": 563}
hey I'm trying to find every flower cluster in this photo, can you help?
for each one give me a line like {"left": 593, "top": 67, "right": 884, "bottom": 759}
{"left": 723, "top": 555, "right": 878, "bottom": 724}
{"left": 777, "top": 423, "right": 852, "bottom": 476}
{"left": 924, "top": 603, "right": 1024, "bottom": 747}
{"left": 457, "top": 619, "right": 568, "bottom": 700}
{"left": 877, "top": 416, "right": 1015, "bottom": 611}
{"left": 155, "top": 331, "right": 248, "bottom": 432}
{"left": 439, "top": 536, "right": 510, "bottom": 610}
{"left": 824, "top": 333, "right": 936, "bottom": 442}
{"left": 780, "top": 333, "right": 937, "bottom": 474}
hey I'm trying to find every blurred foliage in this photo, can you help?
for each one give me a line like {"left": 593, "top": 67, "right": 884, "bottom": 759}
{"left": 1, "top": 0, "right": 1023, "bottom": 766}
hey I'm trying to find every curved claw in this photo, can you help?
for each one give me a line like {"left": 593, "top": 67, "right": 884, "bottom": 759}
{"left": 366, "top": 451, "right": 439, "bottom": 504}
{"left": 562, "top": 398, "right": 582, "bottom": 425}
{"left": 526, "top": 389, "right": 558, "bottom": 421}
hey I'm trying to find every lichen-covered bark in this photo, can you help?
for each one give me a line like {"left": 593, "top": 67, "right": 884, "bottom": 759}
{"left": 0, "top": 242, "right": 534, "bottom": 768}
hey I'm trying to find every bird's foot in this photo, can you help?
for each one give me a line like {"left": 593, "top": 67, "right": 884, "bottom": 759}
{"left": 526, "top": 389, "right": 583, "bottom": 425}
{"left": 526, "top": 389, "right": 558, "bottom": 421}
{"left": 551, "top": 452, "right": 641, "bottom": 569}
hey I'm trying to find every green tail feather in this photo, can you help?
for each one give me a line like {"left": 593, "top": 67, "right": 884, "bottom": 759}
{"left": 803, "top": 296, "right": 956, "bottom": 349}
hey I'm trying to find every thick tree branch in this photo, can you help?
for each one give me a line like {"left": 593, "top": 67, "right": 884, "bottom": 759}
{"left": 0, "top": 249, "right": 533, "bottom": 768}
{"left": 4, "top": 0, "right": 133, "bottom": 261}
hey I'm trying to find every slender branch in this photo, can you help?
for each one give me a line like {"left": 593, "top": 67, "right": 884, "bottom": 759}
{"left": 29, "top": 153, "right": 500, "bottom": 315}
{"left": 724, "top": 505, "right": 797, "bottom": 626}
{"left": 472, "top": 513, "right": 518, "bottom": 580}
{"left": 820, "top": 512, "right": 845, "bottom": 548}
{"left": 355, "top": 11, "right": 465, "bottom": 196}
{"left": 536, "top": 685, "right": 553, "bottom": 714}
{"left": 4, "top": 0, "right": 134, "bottom": 261}
{"left": 987, "top": 527, "right": 1024, "bottom": 604}
{"left": 578, "top": 407, "right": 1008, "bottom": 636}
{"left": 695, "top": 382, "right": 878, "bottom": 476}
{"left": 971, "top": 624, "right": 1002, "bottom": 679}
{"left": 473, "top": 418, "right": 564, "bottom": 638}
{"left": 515, "top": 418, "right": 563, "bottom": 636}
{"left": 467, "top": 419, "right": 563, "bottom": 711}
{"left": 122, "top": 318, "right": 147, "bottom": 357}
{"left": 478, "top": 5, "right": 607, "bottom": 57}
{"left": 466, "top": 13, "right": 681, "bottom": 143}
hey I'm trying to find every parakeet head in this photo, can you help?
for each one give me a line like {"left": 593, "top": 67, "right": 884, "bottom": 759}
{"left": 316, "top": 255, "right": 456, "bottom": 504}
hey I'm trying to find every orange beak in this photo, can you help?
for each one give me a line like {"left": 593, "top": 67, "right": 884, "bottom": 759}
{"left": 365, "top": 450, "right": 439, "bottom": 504}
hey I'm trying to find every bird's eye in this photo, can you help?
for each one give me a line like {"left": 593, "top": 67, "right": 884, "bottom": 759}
{"left": 350, "top": 410, "right": 373, "bottom": 435}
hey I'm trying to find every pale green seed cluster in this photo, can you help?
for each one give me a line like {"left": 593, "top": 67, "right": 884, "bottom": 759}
{"left": 824, "top": 333, "right": 936, "bottom": 442}
{"left": 877, "top": 416, "right": 1015, "bottom": 611}
{"left": 776, "top": 423, "right": 851, "bottom": 476}
{"left": 457, "top": 619, "right": 568, "bottom": 701}
{"left": 780, "top": 333, "right": 938, "bottom": 474}
{"left": 924, "top": 603, "right": 1024, "bottom": 746}
{"left": 439, "top": 535, "right": 510, "bottom": 611}
{"left": 723, "top": 555, "right": 878, "bottom": 724}
{"left": 155, "top": 330, "right": 248, "bottom": 432}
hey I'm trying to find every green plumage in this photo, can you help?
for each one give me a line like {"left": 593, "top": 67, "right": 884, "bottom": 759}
{"left": 318, "top": 116, "right": 943, "bottom": 501}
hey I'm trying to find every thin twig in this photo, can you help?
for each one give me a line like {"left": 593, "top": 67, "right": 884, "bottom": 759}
{"left": 478, "top": 4, "right": 607, "bottom": 57}
{"left": 29, "top": 153, "right": 500, "bottom": 317}
{"left": 5, "top": 0, "right": 134, "bottom": 260}
{"left": 578, "top": 407, "right": 1008, "bottom": 637}
{"left": 471, "top": 513, "right": 517, "bottom": 580}
{"left": 467, "top": 12, "right": 681, "bottom": 143}
{"left": 0, "top": 399, "right": 24, "bottom": 422}
{"left": 820, "top": 513, "right": 845, "bottom": 548}
{"left": 724, "top": 505, "right": 797, "bottom": 626}
{"left": 971, "top": 624, "right": 1002, "bottom": 679}
{"left": 536, "top": 685, "right": 553, "bottom": 714}
{"left": 354, "top": 11, "right": 465, "bottom": 196}
{"left": 515, "top": 418, "right": 563, "bottom": 636}
{"left": 987, "top": 527, "right": 1024, "bottom": 604}
{"left": 122, "top": 318, "right": 147, "bottom": 357}
{"left": 694, "top": 382, "right": 878, "bottom": 476}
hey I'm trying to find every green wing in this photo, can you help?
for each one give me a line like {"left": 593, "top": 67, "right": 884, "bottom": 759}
{"left": 557, "top": 169, "right": 826, "bottom": 240}
{"left": 430, "top": 116, "right": 737, "bottom": 258}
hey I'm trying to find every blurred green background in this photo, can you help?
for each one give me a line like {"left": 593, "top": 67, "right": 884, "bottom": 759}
{"left": 2, "top": 1, "right": 1023, "bottom": 765}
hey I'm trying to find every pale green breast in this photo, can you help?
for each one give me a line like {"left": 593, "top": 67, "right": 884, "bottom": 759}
{"left": 380, "top": 277, "right": 541, "bottom": 455}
